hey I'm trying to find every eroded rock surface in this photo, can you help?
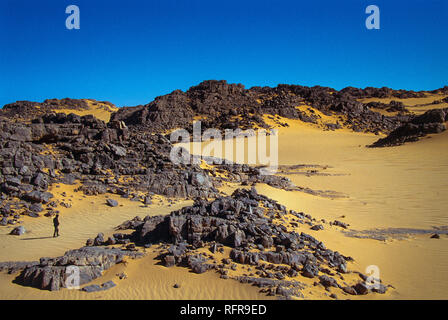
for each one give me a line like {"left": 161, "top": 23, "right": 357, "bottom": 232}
{"left": 369, "top": 108, "right": 448, "bottom": 147}
{"left": 7, "top": 247, "right": 142, "bottom": 291}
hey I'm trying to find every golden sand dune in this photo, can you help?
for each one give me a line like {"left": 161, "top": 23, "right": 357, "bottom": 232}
{"left": 54, "top": 99, "right": 118, "bottom": 122}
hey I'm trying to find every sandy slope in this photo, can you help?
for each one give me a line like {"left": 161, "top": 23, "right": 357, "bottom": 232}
{"left": 182, "top": 118, "right": 448, "bottom": 299}
{"left": 55, "top": 100, "right": 118, "bottom": 122}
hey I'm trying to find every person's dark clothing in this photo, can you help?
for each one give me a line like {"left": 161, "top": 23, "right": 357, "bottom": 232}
{"left": 53, "top": 216, "right": 60, "bottom": 237}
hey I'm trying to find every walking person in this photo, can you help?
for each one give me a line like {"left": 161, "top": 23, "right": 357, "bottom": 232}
{"left": 53, "top": 214, "right": 60, "bottom": 237}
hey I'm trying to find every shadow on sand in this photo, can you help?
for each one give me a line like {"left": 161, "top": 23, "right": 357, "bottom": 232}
{"left": 20, "top": 236, "right": 54, "bottom": 241}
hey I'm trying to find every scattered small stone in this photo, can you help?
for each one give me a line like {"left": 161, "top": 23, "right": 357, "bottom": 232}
{"left": 82, "top": 281, "right": 116, "bottom": 293}
{"left": 333, "top": 220, "right": 349, "bottom": 229}
{"left": 116, "top": 272, "right": 127, "bottom": 280}
{"left": 310, "top": 224, "right": 324, "bottom": 231}
{"left": 353, "top": 282, "right": 369, "bottom": 295}
{"left": 106, "top": 199, "right": 118, "bottom": 207}
{"left": 342, "top": 286, "right": 357, "bottom": 295}
{"left": 10, "top": 226, "right": 26, "bottom": 236}
{"left": 163, "top": 255, "right": 175, "bottom": 267}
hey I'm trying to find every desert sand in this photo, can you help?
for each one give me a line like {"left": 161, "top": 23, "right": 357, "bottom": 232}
{"left": 179, "top": 116, "right": 448, "bottom": 299}
{"left": 55, "top": 100, "right": 118, "bottom": 122}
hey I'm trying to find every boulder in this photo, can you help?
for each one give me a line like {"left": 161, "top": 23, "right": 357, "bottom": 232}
{"left": 23, "top": 191, "right": 54, "bottom": 204}
{"left": 353, "top": 282, "right": 369, "bottom": 295}
{"left": 163, "top": 255, "right": 176, "bottom": 267}
{"left": 93, "top": 233, "right": 105, "bottom": 246}
{"left": 10, "top": 226, "right": 26, "bottom": 236}
{"left": 29, "top": 203, "right": 43, "bottom": 213}
{"left": 17, "top": 247, "right": 142, "bottom": 291}
{"left": 106, "top": 199, "right": 118, "bottom": 207}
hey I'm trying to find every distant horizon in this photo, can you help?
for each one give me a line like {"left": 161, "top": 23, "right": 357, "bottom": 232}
{"left": 1, "top": 0, "right": 447, "bottom": 108}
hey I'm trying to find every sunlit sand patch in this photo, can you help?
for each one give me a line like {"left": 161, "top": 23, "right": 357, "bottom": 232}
{"left": 293, "top": 105, "right": 347, "bottom": 131}
{"left": 54, "top": 99, "right": 118, "bottom": 122}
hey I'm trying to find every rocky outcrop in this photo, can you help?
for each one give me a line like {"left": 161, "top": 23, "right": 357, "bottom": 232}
{"left": 111, "top": 80, "right": 419, "bottom": 136}
{"left": 14, "top": 247, "right": 143, "bottom": 291}
{"left": 340, "top": 86, "right": 426, "bottom": 99}
{"left": 0, "top": 110, "right": 224, "bottom": 225}
{"left": 365, "top": 100, "right": 410, "bottom": 113}
{"left": 82, "top": 280, "right": 116, "bottom": 292}
{"left": 0, "top": 99, "right": 115, "bottom": 122}
{"left": 0, "top": 261, "right": 38, "bottom": 274}
{"left": 369, "top": 108, "right": 448, "bottom": 147}
{"left": 0, "top": 105, "right": 341, "bottom": 226}
{"left": 115, "top": 188, "right": 385, "bottom": 299}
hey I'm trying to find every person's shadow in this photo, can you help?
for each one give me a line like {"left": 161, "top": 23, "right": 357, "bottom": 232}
{"left": 20, "top": 236, "right": 54, "bottom": 241}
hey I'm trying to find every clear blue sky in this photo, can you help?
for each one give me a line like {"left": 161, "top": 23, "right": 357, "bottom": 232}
{"left": 0, "top": 0, "right": 447, "bottom": 107}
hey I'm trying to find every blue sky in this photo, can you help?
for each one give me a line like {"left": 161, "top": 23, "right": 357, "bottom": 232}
{"left": 0, "top": 0, "right": 447, "bottom": 107}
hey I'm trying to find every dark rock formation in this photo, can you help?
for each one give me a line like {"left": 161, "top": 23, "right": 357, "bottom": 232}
{"left": 0, "top": 110, "right": 223, "bottom": 225}
{"left": 0, "top": 261, "right": 38, "bottom": 274}
{"left": 10, "top": 226, "right": 26, "bottom": 236}
{"left": 0, "top": 99, "right": 115, "bottom": 122}
{"left": 106, "top": 199, "right": 118, "bottom": 207}
{"left": 111, "top": 80, "right": 419, "bottom": 136}
{"left": 14, "top": 247, "right": 143, "bottom": 291}
{"left": 369, "top": 108, "right": 448, "bottom": 147}
{"left": 365, "top": 100, "right": 409, "bottom": 113}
